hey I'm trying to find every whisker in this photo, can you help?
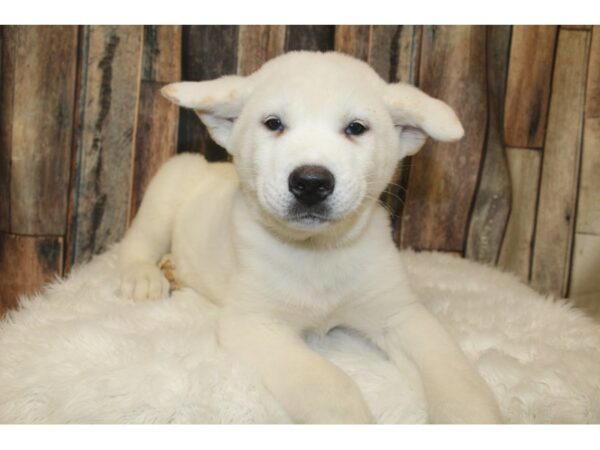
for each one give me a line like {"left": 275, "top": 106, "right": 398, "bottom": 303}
{"left": 380, "top": 191, "right": 405, "bottom": 205}
{"left": 364, "top": 194, "right": 402, "bottom": 215}
{"left": 365, "top": 181, "right": 409, "bottom": 195}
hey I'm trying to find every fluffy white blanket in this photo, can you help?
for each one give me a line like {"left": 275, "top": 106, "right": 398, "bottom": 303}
{"left": 1, "top": 248, "right": 599, "bottom": 424}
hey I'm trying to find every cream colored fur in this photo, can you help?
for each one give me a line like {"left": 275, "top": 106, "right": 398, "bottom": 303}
{"left": 118, "top": 51, "right": 500, "bottom": 423}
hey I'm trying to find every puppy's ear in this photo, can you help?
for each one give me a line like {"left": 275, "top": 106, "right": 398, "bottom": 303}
{"left": 161, "top": 76, "right": 250, "bottom": 150}
{"left": 384, "top": 83, "right": 464, "bottom": 157}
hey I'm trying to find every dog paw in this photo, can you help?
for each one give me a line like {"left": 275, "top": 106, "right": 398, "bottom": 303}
{"left": 119, "top": 262, "right": 170, "bottom": 301}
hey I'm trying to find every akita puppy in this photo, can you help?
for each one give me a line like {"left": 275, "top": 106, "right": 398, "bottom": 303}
{"left": 119, "top": 51, "right": 501, "bottom": 424}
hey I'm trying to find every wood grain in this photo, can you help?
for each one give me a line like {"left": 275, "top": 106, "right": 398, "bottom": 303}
{"left": 570, "top": 26, "right": 600, "bottom": 311}
{"left": 141, "top": 25, "right": 181, "bottom": 82}
{"left": 177, "top": 26, "right": 238, "bottom": 161}
{"left": 504, "top": 26, "right": 557, "bottom": 149}
{"left": 498, "top": 148, "right": 542, "bottom": 282}
{"left": 585, "top": 27, "right": 600, "bottom": 120}
{"left": 237, "top": 26, "right": 286, "bottom": 76}
{"left": 531, "top": 29, "right": 590, "bottom": 297}
{"left": 368, "top": 26, "right": 397, "bottom": 81}
{"left": 576, "top": 26, "right": 600, "bottom": 235}
{"left": 130, "top": 81, "right": 180, "bottom": 220}
{"left": 334, "top": 25, "right": 370, "bottom": 61}
{"left": 0, "top": 232, "right": 63, "bottom": 312}
{"left": 0, "top": 25, "right": 11, "bottom": 232}
{"left": 466, "top": 26, "right": 512, "bottom": 264}
{"left": 578, "top": 118, "right": 600, "bottom": 235}
{"left": 129, "top": 27, "right": 181, "bottom": 221}
{"left": 368, "top": 25, "right": 422, "bottom": 83}
{"left": 400, "top": 26, "right": 487, "bottom": 252}
{"left": 285, "top": 26, "right": 335, "bottom": 52}
{"left": 562, "top": 26, "right": 592, "bottom": 31}
{"left": 1, "top": 26, "right": 78, "bottom": 235}
{"left": 68, "top": 26, "right": 143, "bottom": 266}
{"left": 570, "top": 233, "right": 600, "bottom": 299}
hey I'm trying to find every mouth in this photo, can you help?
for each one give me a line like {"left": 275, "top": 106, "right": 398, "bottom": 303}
{"left": 291, "top": 213, "right": 329, "bottom": 224}
{"left": 286, "top": 204, "right": 331, "bottom": 227}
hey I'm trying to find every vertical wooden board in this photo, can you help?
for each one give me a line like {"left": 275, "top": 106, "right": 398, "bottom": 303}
{"left": 237, "top": 25, "right": 286, "bottom": 76}
{"left": 177, "top": 26, "right": 238, "bottom": 160}
{"left": 129, "top": 27, "right": 182, "bottom": 221}
{"left": 141, "top": 25, "right": 181, "bottom": 83}
{"left": 0, "top": 25, "right": 11, "bottom": 232}
{"left": 585, "top": 27, "right": 600, "bottom": 119}
{"left": 466, "top": 26, "right": 512, "bottom": 265}
{"left": 63, "top": 25, "right": 85, "bottom": 273}
{"left": 130, "top": 81, "right": 179, "bottom": 220}
{"left": 69, "top": 26, "right": 143, "bottom": 265}
{"left": 562, "top": 26, "right": 592, "bottom": 31}
{"left": 334, "top": 25, "right": 370, "bottom": 61}
{"left": 285, "top": 25, "right": 335, "bottom": 52}
{"left": 498, "top": 148, "right": 542, "bottom": 282}
{"left": 577, "top": 118, "right": 600, "bottom": 234}
{"left": 531, "top": 30, "right": 590, "bottom": 297}
{"left": 392, "top": 26, "right": 422, "bottom": 85}
{"left": 0, "top": 232, "right": 63, "bottom": 312}
{"left": 368, "top": 25, "right": 421, "bottom": 84}
{"left": 400, "top": 26, "right": 487, "bottom": 252}
{"left": 368, "top": 25, "right": 396, "bottom": 81}
{"left": 183, "top": 26, "right": 238, "bottom": 80}
{"left": 570, "top": 233, "right": 600, "bottom": 320}
{"left": 504, "top": 26, "right": 557, "bottom": 148}
{"left": 570, "top": 233, "right": 600, "bottom": 298}
{"left": 3, "top": 26, "right": 78, "bottom": 235}
{"left": 576, "top": 27, "right": 600, "bottom": 235}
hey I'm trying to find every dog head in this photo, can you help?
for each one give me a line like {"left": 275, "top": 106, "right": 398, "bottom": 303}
{"left": 162, "top": 51, "right": 463, "bottom": 238}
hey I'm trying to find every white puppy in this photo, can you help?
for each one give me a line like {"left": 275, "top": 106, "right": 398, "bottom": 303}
{"left": 119, "top": 51, "right": 502, "bottom": 424}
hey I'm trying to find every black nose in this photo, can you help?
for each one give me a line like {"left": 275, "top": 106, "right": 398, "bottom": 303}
{"left": 288, "top": 165, "right": 335, "bottom": 206}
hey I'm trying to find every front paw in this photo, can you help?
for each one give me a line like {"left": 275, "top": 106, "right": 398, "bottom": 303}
{"left": 119, "top": 262, "right": 170, "bottom": 300}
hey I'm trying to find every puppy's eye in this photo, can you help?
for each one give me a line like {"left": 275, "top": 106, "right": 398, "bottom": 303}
{"left": 345, "top": 121, "right": 368, "bottom": 136}
{"left": 264, "top": 116, "right": 284, "bottom": 132}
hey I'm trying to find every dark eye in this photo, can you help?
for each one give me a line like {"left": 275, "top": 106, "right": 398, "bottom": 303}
{"left": 345, "top": 121, "right": 368, "bottom": 136}
{"left": 264, "top": 116, "right": 284, "bottom": 132}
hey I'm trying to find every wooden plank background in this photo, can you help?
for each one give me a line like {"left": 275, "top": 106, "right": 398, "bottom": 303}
{"left": 1, "top": 25, "right": 599, "bottom": 319}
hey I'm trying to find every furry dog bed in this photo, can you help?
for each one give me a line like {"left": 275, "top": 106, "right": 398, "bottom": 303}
{"left": 1, "top": 248, "right": 599, "bottom": 424}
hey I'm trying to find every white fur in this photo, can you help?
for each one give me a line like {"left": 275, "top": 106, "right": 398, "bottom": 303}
{"left": 1, "top": 248, "right": 599, "bottom": 423}
{"left": 118, "top": 51, "right": 498, "bottom": 423}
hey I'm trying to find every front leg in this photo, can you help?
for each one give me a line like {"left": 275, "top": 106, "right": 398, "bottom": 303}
{"left": 119, "top": 155, "right": 203, "bottom": 300}
{"left": 217, "top": 310, "right": 372, "bottom": 424}
{"left": 376, "top": 302, "right": 502, "bottom": 423}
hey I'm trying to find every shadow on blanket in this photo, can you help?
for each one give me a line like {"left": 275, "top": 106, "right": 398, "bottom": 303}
{"left": 1, "top": 248, "right": 599, "bottom": 423}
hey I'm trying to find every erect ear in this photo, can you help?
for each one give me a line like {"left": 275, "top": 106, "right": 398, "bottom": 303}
{"left": 161, "top": 76, "right": 250, "bottom": 151}
{"left": 384, "top": 83, "right": 465, "bottom": 157}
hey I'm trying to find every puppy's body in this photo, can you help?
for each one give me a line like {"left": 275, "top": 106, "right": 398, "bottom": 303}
{"left": 119, "top": 52, "right": 502, "bottom": 423}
